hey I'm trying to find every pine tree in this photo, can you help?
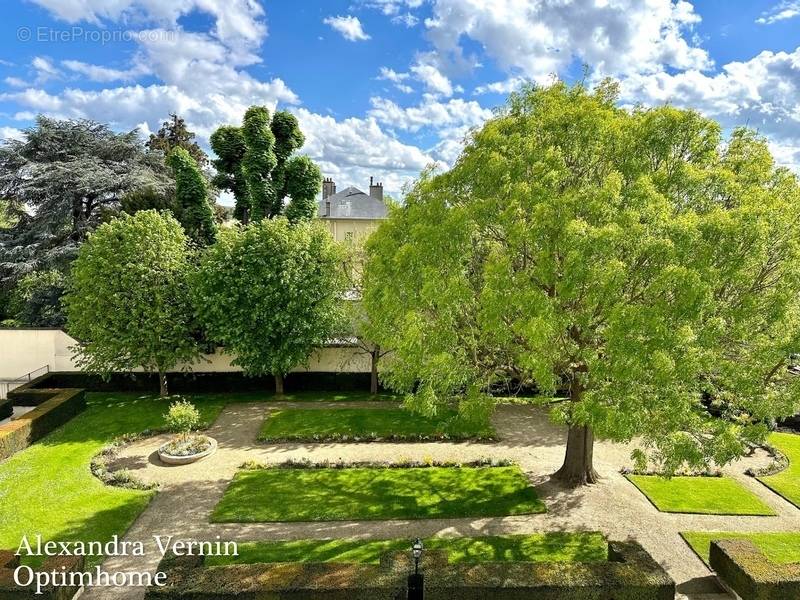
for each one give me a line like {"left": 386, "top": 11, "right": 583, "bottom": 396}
{"left": 147, "top": 113, "right": 207, "bottom": 166}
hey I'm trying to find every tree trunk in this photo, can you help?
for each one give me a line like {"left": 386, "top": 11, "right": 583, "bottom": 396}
{"left": 159, "top": 371, "right": 168, "bottom": 397}
{"left": 274, "top": 374, "right": 284, "bottom": 396}
{"left": 554, "top": 424, "right": 599, "bottom": 486}
{"left": 370, "top": 347, "right": 379, "bottom": 395}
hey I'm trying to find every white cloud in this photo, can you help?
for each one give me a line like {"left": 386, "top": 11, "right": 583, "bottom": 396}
{"left": 422, "top": 0, "right": 711, "bottom": 81}
{"left": 361, "top": 0, "right": 423, "bottom": 16}
{"left": 474, "top": 76, "right": 533, "bottom": 95}
{"left": 0, "top": 126, "right": 23, "bottom": 141}
{"left": 756, "top": 1, "right": 800, "bottom": 24}
{"left": 410, "top": 61, "right": 454, "bottom": 96}
{"left": 323, "top": 15, "right": 371, "bottom": 42}
{"left": 392, "top": 13, "right": 419, "bottom": 27}
{"left": 378, "top": 67, "right": 409, "bottom": 83}
{"left": 377, "top": 66, "right": 415, "bottom": 93}
{"left": 620, "top": 46, "right": 800, "bottom": 171}
{"left": 28, "top": 0, "right": 267, "bottom": 55}
{"left": 369, "top": 96, "right": 492, "bottom": 133}
{"left": 32, "top": 56, "right": 59, "bottom": 83}
{"left": 4, "top": 77, "right": 27, "bottom": 88}
{"left": 0, "top": 81, "right": 296, "bottom": 140}
{"left": 295, "top": 108, "right": 434, "bottom": 197}
{"left": 62, "top": 59, "right": 148, "bottom": 82}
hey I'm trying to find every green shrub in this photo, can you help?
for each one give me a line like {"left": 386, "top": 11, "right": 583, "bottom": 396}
{"left": 164, "top": 399, "right": 200, "bottom": 439}
{"left": 710, "top": 539, "right": 800, "bottom": 600}
{"left": 0, "top": 389, "right": 86, "bottom": 461}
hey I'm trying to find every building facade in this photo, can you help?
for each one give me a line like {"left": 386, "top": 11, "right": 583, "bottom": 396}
{"left": 316, "top": 176, "right": 389, "bottom": 242}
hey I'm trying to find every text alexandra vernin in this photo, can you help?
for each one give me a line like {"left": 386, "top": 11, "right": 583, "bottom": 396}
{"left": 13, "top": 535, "right": 238, "bottom": 595}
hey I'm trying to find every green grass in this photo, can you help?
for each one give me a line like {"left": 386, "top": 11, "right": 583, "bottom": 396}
{"left": 0, "top": 391, "right": 263, "bottom": 567}
{"left": 258, "top": 407, "right": 494, "bottom": 441}
{"left": 759, "top": 432, "right": 800, "bottom": 508}
{"left": 627, "top": 475, "right": 776, "bottom": 515}
{"left": 681, "top": 531, "right": 800, "bottom": 565}
{"left": 205, "top": 533, "right": 608, "bottom": 566}
{"left": 211, "top": 465, "right": 546, "bottom": 522}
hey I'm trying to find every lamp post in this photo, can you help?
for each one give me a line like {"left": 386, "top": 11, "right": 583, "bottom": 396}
{"left": 408, "top": 538, "right": 424, "bottom": 600}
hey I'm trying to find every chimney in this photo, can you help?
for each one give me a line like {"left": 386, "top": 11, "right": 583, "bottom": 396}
{"left": 322, "top": 177, "right": 336, "bottom": 200}
{"left": 369, "top": 176, "right": 383, "bottom": 201}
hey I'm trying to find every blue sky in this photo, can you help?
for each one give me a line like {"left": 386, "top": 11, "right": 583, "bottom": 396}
{"left": 0, "top": 0, "right": 799, "bottom": 199}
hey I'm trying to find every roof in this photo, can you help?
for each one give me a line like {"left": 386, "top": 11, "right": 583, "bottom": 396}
{"left": 317, "top": 186, "right": 388, "bottom": 220}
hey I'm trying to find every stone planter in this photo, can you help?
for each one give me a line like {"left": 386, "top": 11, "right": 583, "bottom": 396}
{"left": 158, "top": 435, "right": 217, "bottom": 465}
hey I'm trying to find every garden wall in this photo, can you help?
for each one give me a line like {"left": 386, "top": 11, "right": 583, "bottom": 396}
{"left": 145, "top": 542, "right": 674, "bottom": 600}
{"left": 710, "top": 539, "right": 800, "bottom": 599}
{"left": 0, "top": 387, "right": 86, "bottom": 461}
{"left": 0, "top": 328, "right": 371, "bottom": 381}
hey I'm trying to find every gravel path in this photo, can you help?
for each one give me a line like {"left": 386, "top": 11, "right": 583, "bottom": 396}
{"left": 81, "top": 402, "right": 800, "bottom": 600}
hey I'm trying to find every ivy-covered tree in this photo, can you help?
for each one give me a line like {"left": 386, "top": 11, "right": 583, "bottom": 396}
{"left": 167, "top": 147, "right": 217, "bottom": 246}
{"left": 0, "top": 116, "right": 170, "bottom": 279}
{"left": 242, "top": 106, "right": 278, "bottom": 222}
{"left": 147, "top": 113, "right": 207, "bottom": 166}
{"left": 210, "top": 126, "right": 249, "bottom": 223}
{"left": 210, "top": 107, "right": 321, "bottom": 224}
{"left": 363, "top": 81, "right": 800, "bottom": 486}
{"left": 284, "top": 155, "right": 323, "bottom": 222}
{"left": 192, "top": 218, "right": 345, "bottom": 394}
{"left": 64, "top": 210, "right": 201, "bottom": 396}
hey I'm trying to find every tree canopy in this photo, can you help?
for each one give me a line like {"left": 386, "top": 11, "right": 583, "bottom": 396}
{"left": 64, "top": 210, "right": 201, "bottom": 395}
{"left": 0, "top": 116, "right": 170, "bottom": 279}
{"left": 363, "top": 81, "right": 800, "bottom": 485}
{"left": 211, "top": 107, "right": 321, "bottom": 224}
{"left": 147, "top": 113, "right": 207, "bottom": 166}
{"left": 192, "top": 218, "right": 345, "bottom": 393}
{"left": 167, "top": 147, "right": 217, "bottom": 246}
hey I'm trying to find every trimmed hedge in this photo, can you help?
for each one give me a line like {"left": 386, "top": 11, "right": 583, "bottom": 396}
{"left": 0, "top": 399, "right": 11, "bottom": 421}
{"left": 0, "top": 387, "right": 86, "bottom": 461}
{"left": 710, "top": 539, "right": 800, "bottom": 600}
{"left": 145, "top": 541, "right": 674, "bottom": 600}
{"left": 27, "top": 371, "right": 376, "bottom": 393}
{"left": 0, "top": 550, "right": 84, "bottom": 599}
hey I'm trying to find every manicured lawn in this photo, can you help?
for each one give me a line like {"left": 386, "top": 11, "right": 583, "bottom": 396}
{"left": 211, "top": 465, "right": 546, "bottom": 522}
{"left": 0, "top": 392, "right": 256, "bottom": 567}
{"left": 627, "top": 475, "right": 775, "bottom": 515}
{"left": 758, "top": 432, "right": 800, "bottom": 508}
{"left": 258, "top": 407, "right": 494, "bottom": 441}
{"left": 205, "top": 532, "right": 608, "bottom": 566}
{"left": 681, "top": 531, "right": 800, "bottom": 565}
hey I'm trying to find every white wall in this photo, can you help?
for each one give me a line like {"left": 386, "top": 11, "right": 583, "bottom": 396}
{"left": 0, "top": 328, "right": 371, "bottom": 380}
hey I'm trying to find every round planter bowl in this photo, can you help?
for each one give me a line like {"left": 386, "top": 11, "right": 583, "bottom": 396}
{"left": 158, "top": 436, "right": 217, "bottom": 465}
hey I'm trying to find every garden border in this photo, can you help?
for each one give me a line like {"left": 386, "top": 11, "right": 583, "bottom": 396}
{"left": 710, "top": 539, "right": 800, "bottom": 599}
{"left": 0, "top": 384, "right": 86, "bottom": 461}
{"left": 145, "top": 541, "right": 674, "bottom": 600}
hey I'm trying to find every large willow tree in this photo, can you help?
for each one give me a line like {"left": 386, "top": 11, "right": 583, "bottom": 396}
{"left": 363, "top": 81, "right": 800, "bottom": 486}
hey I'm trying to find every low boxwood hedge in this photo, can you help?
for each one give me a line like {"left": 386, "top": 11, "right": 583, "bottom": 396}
{"left": 0, "top": 399, "right": 11, "bottom": 421}
{"left": 0, "top": 550, "right": 84, "bottom": 599}
{"left": 710, "top": 539, "right": 800, "bottom": 600}
{"left": 145, "top": 541, "right": 674, "bottom": 600}
{"left": 27, "top": 371, "right": 376, "bottom": 393}
{"left": 0, "top": 388, "right": 85, "bottom": 461}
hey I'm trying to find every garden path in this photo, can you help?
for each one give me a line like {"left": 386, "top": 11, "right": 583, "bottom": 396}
{"left": 82, "top": 402, "right": 800, "bottom": 600}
